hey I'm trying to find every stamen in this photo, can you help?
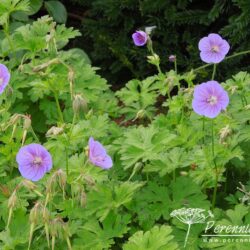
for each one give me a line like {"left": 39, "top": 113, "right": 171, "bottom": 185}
{"left": 207, "top": 95, "right": 218, "bottom": 105}
{"left": 211, "top": 45, "right": 219, "bottom": 53}
{"left": 33, "top": 157, "right": 42, "bottom": 165}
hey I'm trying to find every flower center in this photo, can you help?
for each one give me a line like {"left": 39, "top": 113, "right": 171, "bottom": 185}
{"left": 33, "top": 157, "right": 42, "bottom": 165}
{"left": 211, "top": 45, "right": 219, "bottom": 53}
{"left": 0, "top": 77, "right": 3, "bottom": 85}
{"left": 207, "top": 95, "right": 218, "bottom": 105}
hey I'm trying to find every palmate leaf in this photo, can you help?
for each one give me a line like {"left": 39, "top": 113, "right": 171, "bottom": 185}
{"left": 131, "top": 182, "right": 171, "bottom": 229}
{"left": 123, "top": 225, "right": 179, "bottom": 250}
{"left": 85, "top": 181, "right": 144, "bottom": 221}
{"left": 119, "top": 125, "right": 176, "bottom": 169}
{"left": 131, "top": 177, "right": 210, "bottom": 230}
{"left": 170, "top": 176, "right": 210, "bottom": 210}
{"left": 74, "top": 212, "right": 130, "bottom": 250}
{"left": 116, "top": 76, "right": 159, "bottom": 119}
{"left": 144, "top": 147, "right": 191, "bottom": 176}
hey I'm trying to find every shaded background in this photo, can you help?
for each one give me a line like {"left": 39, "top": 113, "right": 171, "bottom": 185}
{"left": 35, "top": 0, "right": 250, "bottom": 86}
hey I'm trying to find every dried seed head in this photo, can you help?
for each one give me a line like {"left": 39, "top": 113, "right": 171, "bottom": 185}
{"left": 219, "top": 125, "right": 231, "bottom": 144}
{"left": 22, "top": 179, "right": 36, "bottom": 190}
{"left": 73, "top": 94, "right": 88, "bottom": 114}
{"left": 56, "top": 169, "right": 67, "bottom": 189}
{"left": 8, "top": 191, "right": 17, "bottom": 209}
{"left": 29, "top": 202, "right": 43, "bottom": 224}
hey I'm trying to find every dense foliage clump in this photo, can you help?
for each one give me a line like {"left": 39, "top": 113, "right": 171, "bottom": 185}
{"left": 0, "top": 1, "right": 250, "bottom": 250}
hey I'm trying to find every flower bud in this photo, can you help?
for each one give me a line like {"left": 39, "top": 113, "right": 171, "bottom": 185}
{"left": 147, "top": 53, "right": 160, "bottom": 66}
{"left": 79, "top": 191, "right": 87, "bottom": 207}
{"left": 46, "top": 126, "right": 64, "bottom": 137}
{"left": 73, "top": 94, "right": 88, "bottom": 114}
{"left": 84, "top": 175, "right": 95, "bottom": 186}
{"left": 68, "top": 69, "right": 74, "bottom": 100}
{"left": 169, "top": 55, "right": 176, "bottom": 62}
{"left": 23, "top": 115, "right": 31, "bottom": 130}
{"left": 133, "top": 109, "right": 145, "bottom": 121}
{"left": 219, "top": 125, "right": 231, "bottom": 144}
{"left": 8, "top": 191, "right": 17, "bottom": 209}
{"left": 145, "top": 26, "right": 156, "bottom": 35}
{"left": 180, "top": 171, "right": 188, "bottom": 176}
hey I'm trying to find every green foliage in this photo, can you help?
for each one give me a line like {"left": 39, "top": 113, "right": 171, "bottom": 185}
{"left": 71, "top": 0, "right": 250, "bottom": 84}
{"left": 0, "top": 1, "right": 250, "bottom": 249}
{"left": 123, "top": 225, "right": 179, "bottom": 250}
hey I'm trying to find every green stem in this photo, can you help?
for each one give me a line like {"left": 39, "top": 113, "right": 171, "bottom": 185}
{"left": 174, "top": 59, "right": 177, "bottom": 74}
{"left": 54, "top": 92, "right": 64, "bottom": 124}
{"left": 30, "top": 126, "right": 40, "bottom": 143}
{"left": 212, "top": 64, "right": 217, "bottom": 80}
{"left": 193, "top": 50, "right": 250, "bottom": 72}
{"left": 202, "top": 117, "right": 205, "bottom": 144}
{"left": 65, "top": 145, "right": 69, "bottom": 177}
{"left": 211, "top": 120, "right": 218, "bottom": 210}
{"left": 156, "top": 63, "right": 162, "bottom": 74}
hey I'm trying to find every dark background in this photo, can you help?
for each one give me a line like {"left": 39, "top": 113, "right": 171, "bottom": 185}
{"left": 44, "top": 0, "right": 250, "bottom": 86}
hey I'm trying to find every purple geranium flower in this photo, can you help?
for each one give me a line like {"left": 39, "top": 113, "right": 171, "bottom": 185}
{"left": 198, "top": 33, "right": 230, "bottom": 63}
{"left": 192, "top": 81, "right": 229, "bottom": 118}
{"left": 0, "top": 64, "right": 10, "bottom": 94}
{"left": 132, "top": 31, "right": 148, "bottom": 46}
{"left": 16, "top": 143, "right": 52, "bottom": 181}
{"left": 88, "top": 137, "right": 113, "bottom": 169}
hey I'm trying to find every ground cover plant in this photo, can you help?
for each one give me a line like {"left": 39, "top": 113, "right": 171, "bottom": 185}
{"left": 0, "top": 1, "right": 250, "bottom": 250}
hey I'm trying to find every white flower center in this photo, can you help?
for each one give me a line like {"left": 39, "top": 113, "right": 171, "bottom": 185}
{"left": 0, "top": 78, "right": 3, "bottom": 85}
{"left": 211, "top": 45, "right": 219, "bottom": 53}
{"left": 33, "top": 157, "right": 42, "bottom": 165}
{"left": 207, "top": 95, "right": 218, "bottom": 105}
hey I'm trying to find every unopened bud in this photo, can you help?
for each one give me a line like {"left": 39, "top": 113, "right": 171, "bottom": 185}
{"left": 79, "top": 191, "right": 87, "bottom": 207}
{"left": 9, "top": 114, "right": 20, "bottom": 126}
{"left": 73, "top": 94, "right": 88, "bottom": 114}
{"left": 169, "top": 55, "right": 176, "bottom": 62}
{"left": 245, "top": 104, "right": 250, "bottom": 110}
{"left": 7, "top": 191, "right": 17, "bottom": 228}
{"left": 180, "top": 171, "right": 188, "bottom": 176}
{"left": 46, "top": 126, "right": 64, "bottom": 137}
{"left": 8, "top": 191, "right": 17, "bottom": 209}
{"left": 68, "top": 70, "right": 74, "bottom": 100}
{"left": 23, "top": 115, "right": 31, "bottom": 130}
{"left": 219, "top": 125, "right": 231, "bottom": 144}
{"left": 84, "top": 175, "right": 95, "bottom": 186}
{"left": 228, "top": 85, "right": 238, "bottom": 94}
{"left": 147, "top": 53, "right": 160, "bottom": 65}
{"left": 133, "top": 109, "right": 145, "bottom": 121}
{"left": 145, "top": 26, "right": 156, "bottom": 35}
